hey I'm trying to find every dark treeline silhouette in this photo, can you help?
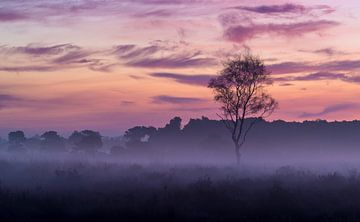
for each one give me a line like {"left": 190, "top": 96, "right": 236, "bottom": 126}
{"left": 2, "top": 117, "right": 360, "bottom": 161}
{"left": 4, "top": 129, "right": 106, "bottom": 154}
{"left": 126, "top": 117, "right": 360, "bottom": 160}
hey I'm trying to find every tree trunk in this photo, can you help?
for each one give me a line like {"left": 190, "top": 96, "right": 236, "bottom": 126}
{"left": 234, "top": 143, "right": 241, "bottom": 165}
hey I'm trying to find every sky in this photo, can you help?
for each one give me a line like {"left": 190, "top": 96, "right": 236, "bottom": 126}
{"left": 0, "top": 0, "right": 360, "bottom": 137}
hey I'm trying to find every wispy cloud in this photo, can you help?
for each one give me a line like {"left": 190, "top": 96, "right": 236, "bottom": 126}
{"left": 150, "top": 72, "right": 214, "bottom": 86}
{"left": 113, "top": 45, "right": 160, "bottom": 60}
{"left": 0, "top": 44, "right": 79, "bottom": 56}
{"left": 152, "top": 95, "right": 206, "bottom": 104}
{"left": 0, "top": 92, "right": 92, "bottom": 111}
{"left": 0, "top": 94, "right": 24, "bottom": 109}
{"left": 0, "top": 66, "right": 58, "bottom": 72}
{"left": 299, "top": 103, "right": 358, "bottom": 118}
{"left": 299, "top": 47, "right": 346, "bottom": 56}
{"left": 0, "top": 43, "right": 114, "bottom": 73}
{"left": 231, "top": 4, "right": 307, "bottom": 14}
{"left": 52, "top": 50, "right": 94, "bottom": 64}
{"left": 293, "top": 72, "right": 347, "bottom": 81}
{"left": 0, "top": 0, "right": 210, "bottom": 24}
{"left": 130, "top": 0, "right": 210, "bottom": 5}
{"left": 223, "top": 20, "right": 339, "bottom": 43}
{"left": 133, "top": 9, "right": 175, "bottom": 17}
{"left": 0, "top": 9, "right": 29, "bottom": 22}
{"left": 126, "top": 52, "right": 216, "bottom": 68}
{"left": 0, "top": 94, "right": 22, "bottom": 102}
{"left": 229, "top": 4, "right": 334, "bottom": 16}
{"left": 121, "top": 101, "right": 135, "bottom": 106}
{"left": 111, "top": 42, "right": 216, "bottom": 69}
{"left": 279, "top": 83, "right": 294, "bottom": 86}
{"left": 269, "top": 60, "right": 360, "bottom": 75}
{"left": 273, "top": 72, "right": 360, "bottom": 84}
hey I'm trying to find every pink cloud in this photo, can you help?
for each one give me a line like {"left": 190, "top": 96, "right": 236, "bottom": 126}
{"left": 0, "top": 9, "right": 28, "bottom": 21}
{"left": 230, "top": 3, "right": 335, "bottom": 16}
{"left": 150, "top": 72, "right": 214, "bottom": 86}
{"left": 152, "top": 95, "right": 207, "bottom": 104}
{"left": 299, "top": 103, "right": 358, "bottom": 118}
{"left": 126, "top": 53, "right": 217, "bottom": 68}
{"left": 269, "top": 60, "right": 360, "bottom": 75}
{"left": 223, "top": 20, "right": 339, "bottom": 43}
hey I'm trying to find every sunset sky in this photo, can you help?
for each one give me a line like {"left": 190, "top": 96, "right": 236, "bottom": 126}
{"left": 1, "top": 0, "right": 360, "bottom": 136}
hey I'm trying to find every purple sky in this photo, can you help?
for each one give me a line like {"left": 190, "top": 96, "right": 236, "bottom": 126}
{"left": 0, "top": 0, "right": 360, "bottom": 137}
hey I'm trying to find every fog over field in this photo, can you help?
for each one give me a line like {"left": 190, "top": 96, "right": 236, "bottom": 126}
{"left": 1, "top": 118, "right": 360, "bottom": 221}
{"left": 2, "top": 152, "right": 360, "bottom": 222}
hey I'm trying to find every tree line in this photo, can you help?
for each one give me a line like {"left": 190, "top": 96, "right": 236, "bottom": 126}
{"left": 4, "top": 130, "right": 104, "bottom": 153}
{"left": 2, "top": 117, "right": 360, "bottom": 158}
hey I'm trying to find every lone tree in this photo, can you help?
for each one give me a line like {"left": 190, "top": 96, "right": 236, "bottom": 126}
{"left": 208, "top": 52, "right": 277, "bottom": 164}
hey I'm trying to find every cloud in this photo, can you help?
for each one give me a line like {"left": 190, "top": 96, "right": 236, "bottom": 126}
{"left": 0, "top": 94, "right": 22, "bottom": 102}
{"left": 52, "top": 50, "right": 93, "bottom": 64}
{"left": 0, "top": 92, "right": 92, "bottom": 111}
{"left": 126, "top": 52, "right": 217, "bottom": 68}
{"left": 169, "top": 107, "right": 215, "bottom": 112}
{"left": 150, "top": 69, "right": 360, "bottom": 87}
{"left": 37, "top": 0, "right": 102, "bottom": 13}
{"left": 0, "top": 94, "right": 25, "bottom": 109}
{"left": 299, "top": 103, "right": 358, "bottom": 118}
{"left": 268, "top": 62, "right": 310, "bottom": 74}
{"left": 150, "top": 72, "right": 214, "bottom": 86}
{"left": 0, "top": 66, "right": 58, "bottom": 72}
{"left": 230, "top": 4, "right": 334, "bottom": 16}
{"left": 113, "top": 42, "right": 216, "bottom": 68}
{"left": 232, "top": 4, "right": 307, "bottom": 14}
{"left": 279, "top": 83, "right": 294, "bottom": 86}
{"left": 0, "top": 43, "right": 113, "bottom": 73}
{"left": 0, "top": 44, "right": 79, "bottom": 56}
{"left": 299, "top": 47, "right": 346, "bottom": 56}
{"left": 269, "top": 60, "right": 360, "bottom": 75}
{"left": 0, "top": 9, "right": 28, "bottom": 21}
{"left": 89, "top": 63, "right": 119, "bottom": 72}
{"left": 113, "top": 45, "right": 160, "bottom": 60}
{"left": 294, "top": 72, "right": 346, "bottom": 81}
{"left": 151, "top": 70, "right": 360, "bottom": 86}
{"left": 0, "top": 0, "right": 209, "bottom": 24}
{"left": 129, "top": 75, "right": 146, "bottom": 80}
{"left": 134, "top": 9, "right": 175, "bottom": 17}
{"left": 0, "top": 95, "right": 17, "bottom": 109}
{"left": 121, "top": 101, "right": 135, "bottom": 105}
{"left": 130, "top": 0, "right": 209, "bottom": 4}
{"left": 152, "top": 95, "right": 206, "bottom": 104}
{"left": 223, "top": 20, "right": 339, "bottom": 43}
{"left": 313, "top": 48, "right": 341, "bottom": 56}
{"left": 318, "top": 60, "right": 360, "bottom": 72}
{"left": 273, "top": 72, "right": 360, "bottom": 84}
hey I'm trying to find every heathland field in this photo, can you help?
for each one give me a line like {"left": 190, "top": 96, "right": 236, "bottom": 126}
{"left": 1, "top": 153, "right": 360, "bottom": 222}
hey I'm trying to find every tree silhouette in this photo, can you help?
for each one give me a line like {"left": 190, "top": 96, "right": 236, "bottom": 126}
{"left": 208, "top": 52, "right": 277, "bottom": 164}
{"left": 124, "top": 126, "right": 157, "bottom": 149}
{"left": 41, "top": 131, "right": 66, "bottom": 152}
{"left": 69, "top": 130, "right": 103, "bottom": 153}
{"left": 151, "top": 117, "right": 182, "bottom": 151}
{"left": 8, "top": 131, "right": 26, "bottom": 152}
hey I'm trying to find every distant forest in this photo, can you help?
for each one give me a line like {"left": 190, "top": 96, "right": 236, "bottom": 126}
{"left": 1, "top": 117, "right": 360, "bottom": 159}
